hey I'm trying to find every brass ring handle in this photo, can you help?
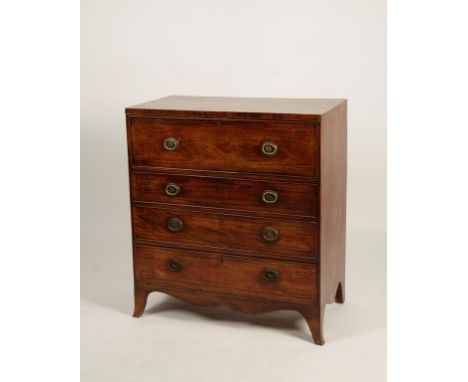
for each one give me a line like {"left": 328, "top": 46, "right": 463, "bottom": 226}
{"left": 262, "top": 190, "right": 279, "bottom": 204}
{"left": 167, "top": 217, "right": 184, "bottom": 232}
{"left": 163, "top": 137, "right": 179, "bottom": 151}
{"left": 261, "top": 141, "right": 278, "bottom": 156}
{"left": 165, "top": 183, "right": 181, "bottom": 196}
{"left": 262, "top": 268, "right": 280, "bottom": 283}
{"left": 262, "top": 227, "right": 280, "bottom": 242}
{"left": 167, "top": 258, "right": 183, "bottom": 272}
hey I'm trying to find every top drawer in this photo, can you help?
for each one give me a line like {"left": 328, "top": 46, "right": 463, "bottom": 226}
{"left": 128, "top": 117, "right": 318, "bottom": 177}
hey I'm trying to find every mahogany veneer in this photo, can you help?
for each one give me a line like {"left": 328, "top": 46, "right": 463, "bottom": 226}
{"left": 126, "top": 95, "right": 347, "bottom": 344}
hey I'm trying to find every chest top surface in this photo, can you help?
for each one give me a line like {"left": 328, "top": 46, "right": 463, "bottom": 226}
{"left": 126, "top": 95, "right": 346, "bottom": 121}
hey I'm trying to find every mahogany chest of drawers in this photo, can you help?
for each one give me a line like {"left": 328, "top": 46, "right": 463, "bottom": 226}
{"left": 125, "top": 96, "right": 346, "bottom": 345}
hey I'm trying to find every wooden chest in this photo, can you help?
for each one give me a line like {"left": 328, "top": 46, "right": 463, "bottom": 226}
{"left": 125, "top": 96, "right": 346, "bottom": 345}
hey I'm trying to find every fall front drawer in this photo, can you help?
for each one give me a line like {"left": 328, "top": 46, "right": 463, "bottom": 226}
{"left": 132, "top": 205, "right": 318, "bottom": 260}
{"left": 134, "top": 245, "right": 317, "bottom": 305}
{"left": 128, "top": 117, "right": 318, "bottom": 177}
{"left": 131, "top": 172, "right": 318, "bottom": 218}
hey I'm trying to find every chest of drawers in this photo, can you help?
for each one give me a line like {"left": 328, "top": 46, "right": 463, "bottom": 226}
{"left": 126, "top": 96, "right": 346, "bottom": 345}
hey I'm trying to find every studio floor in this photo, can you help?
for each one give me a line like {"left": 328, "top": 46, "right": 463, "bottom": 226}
{"left": 81, "top": 229, "right": 386, "bottom": 382}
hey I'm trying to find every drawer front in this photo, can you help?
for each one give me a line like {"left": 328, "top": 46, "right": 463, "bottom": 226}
{"left": 129, "top": 117, "right": 318, "bottom": 177}
{"left": 132, "top": 206, "right": 317, "bottom": 260}
{"left": 134, "top": 245, "right": 317, "bottom": 305}
{"left": 131, "top": 172, "right": 318, "bottom": 218}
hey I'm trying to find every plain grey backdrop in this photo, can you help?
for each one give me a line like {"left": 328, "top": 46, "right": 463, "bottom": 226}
{"left": 81, "top": 0, "right": 386, "bottom": 381}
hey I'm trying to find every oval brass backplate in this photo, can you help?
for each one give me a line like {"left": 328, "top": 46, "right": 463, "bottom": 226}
{"left": 261, "top": 141, "right": 278, "bottom": 156}
{"left": 167, "top": 259, "right": 183, "bottom": 272}
{"left": 262, "top": 268, "right": 280, "bottom": 283}
{"left": 165, "top": 183, "right": 181, "bottom": 196}
{"left": 262, "top": 190, "right": 279, "bottom": 204}
{"left": 262, "top": 227, "right": 280, "bottom": 242}
{"left": 163, "top": 137, "right": 179, "bottom": 151}
{"left": 167, "top": 217, "right": 184, "bottom": 232}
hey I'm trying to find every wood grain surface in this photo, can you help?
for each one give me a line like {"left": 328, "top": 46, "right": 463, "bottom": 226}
{"left": 126, "top": 95, "right": 345, "bottom": 122}
{"left": 132, "top": 205, "right": 318, "bottom": 261}
{"left": 129, "top": 117, "right": 318, "bottom": 176}
{"left": 319, "top": 101, "right": 347, "bottom": 305}
{"left": 134, "top": 245, "right": 317, "bottom": 305}
{"left": 131, "top": 171, "right": 318, "bottom": 218}
{"left": 126, "top": 96, "right": 347, "bottom": 345}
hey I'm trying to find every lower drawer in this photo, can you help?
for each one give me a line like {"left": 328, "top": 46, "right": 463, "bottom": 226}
{"left": 134, "top": 245, "right": 317, "bottom": 305}
{"left": 132, "top": 205, "right": 318, "bottom": 260}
